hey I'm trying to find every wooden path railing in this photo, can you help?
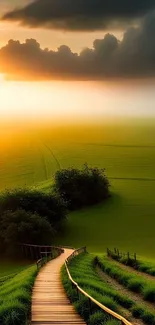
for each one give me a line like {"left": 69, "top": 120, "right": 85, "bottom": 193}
{"left": 65, "top": 247, "right": 133, "bottom": 325}
{"left": 36, "top": 246, "right": 64, "bottom": 269}
{"left": 107, "top": 248, "right": 137, "bottom": 266}
{"left": 20, "top": 243, "right": 64, "bottom": 261}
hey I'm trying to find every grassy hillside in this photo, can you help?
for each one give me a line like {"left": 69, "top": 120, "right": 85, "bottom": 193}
{"left": 55, "top": 179, "right": 155, "bottom": 257}
{"left": 1, "top": 120, "right": 155, "bottom": 257}
{"left": 0, "top": 259, "right": 31, "bottom": 278}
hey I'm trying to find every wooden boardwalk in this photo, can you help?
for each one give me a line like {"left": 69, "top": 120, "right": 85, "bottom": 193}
{"left": 31, "top": 249, "right": 86, "bottom": 325}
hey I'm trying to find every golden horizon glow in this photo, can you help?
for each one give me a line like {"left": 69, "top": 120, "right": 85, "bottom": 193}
{"left": 1, "top": 76, "right": 155, "bottom": 126}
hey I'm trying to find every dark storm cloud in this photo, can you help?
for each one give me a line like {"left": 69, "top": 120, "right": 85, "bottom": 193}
{"left": 1, "top": 11, "right": 155, "bottom": 80}
{"left": 2, "top": 0, "right": 155, "bottom": 31}
{"left": 0, "top": 0, "right": 30, "bottom": 13}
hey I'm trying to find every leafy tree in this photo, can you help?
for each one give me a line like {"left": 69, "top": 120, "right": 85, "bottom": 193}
{"left": 0, "top": 189, "right": 67, "bottom": 229}
{"left": 0, "top": 209, "right": 54, "bottom": 254}
{"left": 54, "top": 164, "right": 110, "bottom": 210}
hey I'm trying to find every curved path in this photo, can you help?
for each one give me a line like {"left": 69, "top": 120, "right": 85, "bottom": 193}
{"left": 31, "top": 249, "right": 86, "bottom": 325}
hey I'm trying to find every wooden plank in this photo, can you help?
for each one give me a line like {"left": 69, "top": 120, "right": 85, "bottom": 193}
{"left": 31, "top": 249, "right": 86, "bottom": 325}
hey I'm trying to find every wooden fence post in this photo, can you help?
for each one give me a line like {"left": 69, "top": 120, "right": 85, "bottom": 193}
{"left": 76, "top": 287, "right": 80, "bottom": 300}
{"left": 127, "top": 252, "right": 130, "bottom": 262}
{"left": 88, "top": 298, "right": 92, "bottom": 315}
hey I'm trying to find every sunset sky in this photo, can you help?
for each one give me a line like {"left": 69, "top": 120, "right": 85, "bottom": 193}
{"left": 0, "top": 0, "right": 155, "bottom": 121}
{"left": 0, "top": 0, "right": 123, "bottom": 53}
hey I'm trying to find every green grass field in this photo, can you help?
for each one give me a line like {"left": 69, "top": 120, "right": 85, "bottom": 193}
{"left": 0, "top": 259, "right": 31, "bottom": 278}
{"left": 0, "top": 265, "right": 37, "bottom": 325}
{"left": 2, "top": 120, "right": 155, "bottom": 257}
{"left": 62, "top": 253, "right": 155, "bottom": 325}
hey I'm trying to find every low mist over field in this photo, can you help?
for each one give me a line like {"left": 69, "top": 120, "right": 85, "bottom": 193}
{"left": 1, "top": 80, "right": 155, "bottom": 124}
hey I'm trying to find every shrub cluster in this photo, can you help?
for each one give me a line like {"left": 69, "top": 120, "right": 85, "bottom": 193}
{"left": 55, "top": 164, "right": 110, "bottom": 210}
{"left": 0, "top": 189, "right": 67, "bottom": 255}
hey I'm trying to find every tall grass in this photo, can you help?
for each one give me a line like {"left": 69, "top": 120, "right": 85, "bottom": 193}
{"left": 67, "top": 254, "right": 134, "bottom": 309}
{"left": 0, "top": 265, "right": 37, "bottom": 325}
{"left": 122, "top": 257, "right": 155, "bottom": 277}
{"left": 61, "top": 261, "right": 121, "bottom": 325}
{"left": 96, "top": 256, "right": 155, "bottom": 303}
{"left": 0, "top": 273, "right": 17, "bottom": 287}
{"left": 108, "top": 249, "right": 155, "bottom": 277}
{"left": 62, "top": 253, "right": 137, "bottom": 324}
{"left": 62, "top": 253, "right": 155, "bottom": 325}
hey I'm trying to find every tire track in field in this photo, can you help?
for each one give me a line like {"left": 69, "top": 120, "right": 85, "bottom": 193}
{"left": 40, "top": 149, "right": 48, "bottom": 180}
{"left": 84, "top": 143, "right": 155, "bottom": 149}
{"left": 43, "top": 143, "right": 61, "bottom": 170}
{"left": 109, "top": 177, "right": 155, "bottom": 182}
{"left": 78, "top": 142, "right": 155, "bottom": 182}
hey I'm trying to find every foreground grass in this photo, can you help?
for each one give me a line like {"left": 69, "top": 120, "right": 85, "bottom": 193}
{"left": 0, "top": 265, "right": 37, "bottom": 325}
{"left": 61, "top": 254, "right": 121, "bottom": 325}
{"left": 62, "top": 253, "right": 155, "bottom": 325}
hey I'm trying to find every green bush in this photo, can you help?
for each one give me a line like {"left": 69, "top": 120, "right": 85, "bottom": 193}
{"left": 0, "top": 188, "right": 68, "bottom": 255}
{"left": 55, "top": 164, "right": 110, "bottom": 210}
{"left": 0, "top": 188, "right": 67, "bottom": 227}
{"left": 0, "top": 209, "right": 54, "bottom": 254}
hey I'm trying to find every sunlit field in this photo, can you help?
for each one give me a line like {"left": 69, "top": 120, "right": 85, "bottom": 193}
{"left": 1, "top": 121, "right": 155, "bottom": 257}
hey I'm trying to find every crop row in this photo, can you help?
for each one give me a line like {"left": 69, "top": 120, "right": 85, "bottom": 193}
{"left": 62, "top": 253, "right": 155, "bottom": 325}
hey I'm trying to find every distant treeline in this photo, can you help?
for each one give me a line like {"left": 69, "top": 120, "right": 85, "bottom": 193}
{"left": 0, "top": 164, "right": 109, "bottom": 256}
